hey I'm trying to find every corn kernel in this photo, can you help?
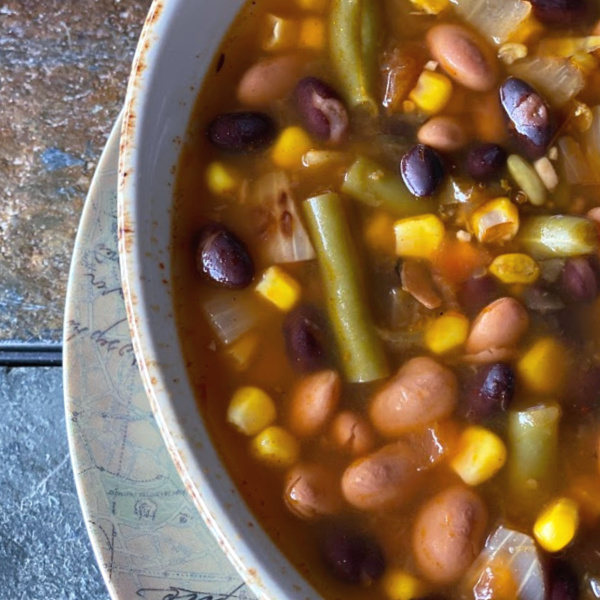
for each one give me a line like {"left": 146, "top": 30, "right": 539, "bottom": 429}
{"left": 296, "top": 0, "right": 327, "bottom": 12}
{"left": 251, "top": 426, "right": 300, "bottom": 468}
{"left": 534, "top": 497, "right": 580, "bottom": 552}
{"left": 205, "top": 161, "right": 241, "bottom": 196}
{"left": 489, "top": 253, "right": 540, "bottom": 284}
{"left": 365, "top": 211, "right": 396, "bottom": 254}
{"left": 424, "top": 312, "right": 469, "bottom": 354}
{"left": 227, "top": 332, "right": 259, "bottom": 370}
{"left": 255, "top": 266, "right": 301, "bottom": 312}
{"left": 470, "top": 197, "right": 520, "bottom": 244}
{"left": 382, "top": 569, "right": 428, "bottom": 600}
{"left": 409, "top": 71, "right": 453, "bottom": 114}
{"left": 227, "top": 386, "right": 276, "bottom": 436}
{"left": 394, "top": 214, "right": 445, "bottom": 260}
{"left": 299, "top": 18, "right": 325, "bottom": 50}
{"left": 271, "top": 126, "right": 313, "bottom": 170}
{"left": 261, "top": 14, "right": 299, "bottom": 52}
{"left": 517, "top": 337, "right": 569, "bottom": 394}
{"left": 450, "top": 426, "right": 507, "bottom": 486}
{"left": 408, "top": 0, "right": 449, "bottom": 14}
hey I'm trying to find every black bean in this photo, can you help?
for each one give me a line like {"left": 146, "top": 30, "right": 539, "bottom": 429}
{"left": 463, "top": 363, "right": 515, "bottom": 421}
{"left": 457, "top": 275, "right": 500, "bottom": 316}
{"left": 400, "top": 144, "right": 445, "bottom": 197}
{"left": 560, "top": 258, "right": 598, "bottom": 304}
{"left": 499, "top": 77, "right": 555, "bottom": 159}
{"left": 548, "top": 560, "right": 579, "bottom": 600}
{"left": 282, "top": 305, "right": 326, "bottom": 372}
{"left": 466, "top": 143, "right": 507, "bottom": 182}
{"left": 530, "top": 0, "right": 587, "bottom": 24}
{"left": 207, "top": 112, "right": 276, "bottom": 153}
{"left": 195, "top": 223, "right": 254, "bottom": 289}
{"left": 321, "top": 527, "right": 385, "bottom": 585}
{"left": 294, "top": 77, "right": 349, "bottom": 144}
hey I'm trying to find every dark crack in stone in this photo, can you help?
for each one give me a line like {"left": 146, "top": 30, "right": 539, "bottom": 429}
{"left": 0, "top": 0, "right": 151, "bottom": 342}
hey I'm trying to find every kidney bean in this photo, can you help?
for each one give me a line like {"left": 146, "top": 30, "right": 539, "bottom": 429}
{"left": 417, "top": 116, "right": 467, "bottom": 152}
{"left": 465, "top": 143, "right": 507, "bottom": 182}
{"left": 530, "top": 0, "right": 587, "bottom": 24}
{"left": 284, "top": 463, "right": 342, "bottom": 520}
{"left": 288, "top": 370, "right": 341, "bottom": 437}
{"left": 560, "top": 258, "right": 598, "bottom": 303}
{"left": 400, "top": 144, "right": 445, "bottom": 197}
{"left": 282, "top": 304, "right": 326, "bottom": 372}
{"left": 463, "top": 363, "right": 515, "bottom": 421}
{"left": 207, "top": 112, "right": 276, "bottom": 153}
{"left": 548, "top": 560, "right": 579, "bottom": 600}
{"left": 321, "top": 526, "right": 386, "bottom": 585}
{"left": 457, "top": 275, "right": 500, "bottom": 316}
{"left": 237, "top": 54, "right": 304, "bottom": 106}
{"left": 412, "top": 485, "right": 488, "bottom": 584}
{"left": 341, "top": 442, "right": 421, "bottom": 511}
{"left": 294, "top": 77, "right": 349, "bottom": 144}
{"left": 370, "top": 357, "right": 457, "bottom": 436}
{"left": 195, "top": 223, "right": 254, "bottom": 289}
{"left": 499, "top": 77, "right": 555, "bottom": 159}
{"left": 426, "top": 24, "right": 498, "bottom": 92}
{"left": 466, "top": 297, "right": 529, "bottom": 358}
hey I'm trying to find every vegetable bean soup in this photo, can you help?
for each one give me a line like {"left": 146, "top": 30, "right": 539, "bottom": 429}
{"left": 172, "top": 0, "right": 600, "bottom": 597}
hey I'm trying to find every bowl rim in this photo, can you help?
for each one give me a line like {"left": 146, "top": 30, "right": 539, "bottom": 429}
{"left": 116, "top": 1, "right": 323, "bottom": 599}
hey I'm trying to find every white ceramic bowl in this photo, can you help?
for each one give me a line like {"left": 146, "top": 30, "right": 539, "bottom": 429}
{"left": 117, "top": 1, "right": 323, "bottom": 599}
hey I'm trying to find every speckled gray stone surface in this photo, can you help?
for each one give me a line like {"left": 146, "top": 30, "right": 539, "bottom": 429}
{"left": 0, "top": 367, "right": 108, "bottom": 599}
{"left": 0, "top": 0, "right": 151, "bottom": 343}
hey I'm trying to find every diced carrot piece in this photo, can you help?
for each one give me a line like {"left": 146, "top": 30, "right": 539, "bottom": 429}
{"left": 433, "top": 239, "right": 490, "bottom": 284}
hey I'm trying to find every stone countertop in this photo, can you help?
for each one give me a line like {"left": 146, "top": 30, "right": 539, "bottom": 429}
{"left": 0, "top": 367, "right": 108, "bottom": 599}
{"left": 0, "top": 0, "right": 151, "bottom": 343}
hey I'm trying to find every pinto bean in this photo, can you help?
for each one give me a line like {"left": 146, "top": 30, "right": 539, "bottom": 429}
{"left": 412, "top": 485, "right": 488, "bottom": 584}
{"left": 465, "top": 297, "right": 529, "bottom": 358}
{"left": 288, "top": 370, "right": 341, "bottom": 437}
{"left": 417, "top": 116, "right": 467, "bottom": 152}
{"left": 284, "top": 463, "right": 342, "bottom": 520}
{"left": 341, "top": 441, "right": 421, "bottom": 511}
{"left": 369, "top": 357, "right": 458, "bottom": 437}
{"left": 237, "top": 54, "right": 305, "bottom": 107}
{"left": 426, "top": 24, "right": 498, "bottom": 92}
{"left": 329, "top": 411, "right": 376, "bottom": 457}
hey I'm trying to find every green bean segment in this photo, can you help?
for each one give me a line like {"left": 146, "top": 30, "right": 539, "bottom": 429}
{"left": 507, "top": 154, "right": 547, "bottom": 207}
{"left": 518, "top": 215, "right": 598, "bottom": 258}
{"left": 303, "top": 192, "right": 389, "bottom": 383}
{"left": 342, "top": 156, "right": 435, "bottom": 216}
{"left": 508, "top": 404, "right": 560, "bottom": 514}
{"left": 330, "top": 0, "right": 379, "bottom": 114}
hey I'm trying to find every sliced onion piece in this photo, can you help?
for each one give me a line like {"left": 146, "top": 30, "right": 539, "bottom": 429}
{"left": 558, "top": 136, "right": 597, "bottom": 186}
{"left": 450, "top": 0, "right": 531, "bottom": 45}
{"left": 248, "top": 170, "right": 315, "bottom": 264}
{"left": 202, "top": 290, "right": 262, "bottom": 345}
{"left": 509, "top": 57, "right": 584, "bottom": 107}
{"left": 465, "top": 525, "right": 546, "bottom": 600}
{"left": 583, "top": 106, "right": 600, "bottom": 174}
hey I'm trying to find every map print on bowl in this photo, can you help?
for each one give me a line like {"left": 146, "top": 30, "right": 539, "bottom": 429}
{"left": 63, "top": 114, "right": 255, "bottom": 600}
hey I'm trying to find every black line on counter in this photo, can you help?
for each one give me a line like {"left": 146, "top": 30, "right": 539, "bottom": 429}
{"left": 0, "top": 343, "right": 62, "bottom": 366}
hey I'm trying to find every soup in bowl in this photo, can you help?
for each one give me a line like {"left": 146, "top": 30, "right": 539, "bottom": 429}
{"left": 119, "top": 0, "right": 600, "bottom": 598}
